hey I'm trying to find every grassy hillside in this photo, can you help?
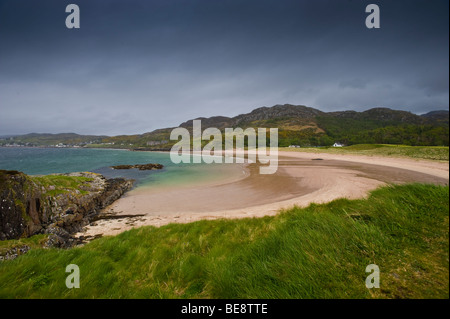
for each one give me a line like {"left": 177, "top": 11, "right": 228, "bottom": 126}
{"left": 161, "top": 107, "right": 449, "bottom": 148}
{"left": 2, "top": 106, "right": 448, "bottom": 149}
{"left": 315, "top": 115, "right": 449, "bottom": 146}
{"left": 0, "top": 133, "right": 107, "bottom": 147}
{"left": 0, "top": 183, "right": 448, "bottom": 299}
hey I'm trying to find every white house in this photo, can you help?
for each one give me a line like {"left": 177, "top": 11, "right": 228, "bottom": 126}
{"left": 333, "top": 142, "right": 343, "bottom": 147}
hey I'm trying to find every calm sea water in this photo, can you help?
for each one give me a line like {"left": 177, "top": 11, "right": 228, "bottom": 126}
{"left": 0, "top": 147, "right": 228, "bottom": 188}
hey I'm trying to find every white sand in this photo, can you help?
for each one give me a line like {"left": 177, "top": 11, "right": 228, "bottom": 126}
{"left": 75, "top": 151, "right": 449, "bottom": 239}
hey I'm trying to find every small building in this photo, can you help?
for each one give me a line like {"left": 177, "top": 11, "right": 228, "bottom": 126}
{"left": 288, "top": 145, "right": 301, "bottom": 148}
{"left": 333, "top": 142, "right": 343, "bottom": 147}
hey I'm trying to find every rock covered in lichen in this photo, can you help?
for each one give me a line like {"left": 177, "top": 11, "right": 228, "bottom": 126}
{"left": 0, "top": 244, "right": 31, "bottom": 261}
{"left": 0, "top": 170, "right": 40, "bottom": 240}
{"left": 0, "top": 170, "right": 134, "bottom": 249}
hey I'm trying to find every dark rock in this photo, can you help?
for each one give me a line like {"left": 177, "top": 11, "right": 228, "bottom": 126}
{"left": 0, "top": 170, "right": 134, "bottom": 250}
{"left": 39, "top": 174, "right": 134, "bottom": 247}
{"left": 0, "top": 170, "right": 42, "bottom": 240}
{"left": 44, "top": 225, "right": 73, "bottom": 248}
{"left": 0, "top": 244, "right": 31, "bottom": 261}
{"left": 111, "top": 163, "right": 164, "bottom": 170}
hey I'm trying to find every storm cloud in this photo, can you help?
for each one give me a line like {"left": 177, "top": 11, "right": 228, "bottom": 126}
{"left": 0, "top": 0, "right": 448, "bottom": 135}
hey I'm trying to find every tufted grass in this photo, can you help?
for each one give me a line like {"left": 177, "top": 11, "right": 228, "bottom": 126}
{"left": 0, "top": 183, "right": 448, "bottom": 299}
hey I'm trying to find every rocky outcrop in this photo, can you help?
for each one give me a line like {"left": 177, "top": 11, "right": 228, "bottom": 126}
{"left": 0, "top": 170, "right": 37, "bottom": 240}
{"left": 111, "top": 163, "right": 164, "bottom": 170}
{"left": 42, "top": 173, "right": 134, "bottom": 247}
{"left": 0, "top": 170, "right": 134, "bottom": 248}
{"left": 0, "top": 245, "right": 30, "bottom": 261}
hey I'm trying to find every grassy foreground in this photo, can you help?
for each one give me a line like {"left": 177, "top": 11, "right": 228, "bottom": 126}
{"left": 280, "top": 144, "right": 449, "bottom": 161}
{"left": 0, "top": 183, "right": 448, "bottom": 299}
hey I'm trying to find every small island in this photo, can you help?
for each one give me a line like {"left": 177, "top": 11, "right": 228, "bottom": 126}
{"left": 110, "top": 163, "right": 164, "bottom": 170}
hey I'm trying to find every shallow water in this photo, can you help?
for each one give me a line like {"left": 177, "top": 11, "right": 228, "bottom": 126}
{"left": 0, "top": 147, "right": 243, "bottom": 188}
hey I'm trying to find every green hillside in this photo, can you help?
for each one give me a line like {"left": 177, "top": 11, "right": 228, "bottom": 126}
{"left": 93, "top": 106, "right": 450, "bottom": 148}
{"left": 0, "top": 133, "right": 107, "bottom": 147}
{"left": 1, "top": 105, "right": 448, "bottom": 149}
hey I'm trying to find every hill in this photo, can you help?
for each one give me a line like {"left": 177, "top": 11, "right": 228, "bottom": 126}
{"left": 0, "top": 133, "right": 108, "bottom": 147}
{"left": 421, "top": 110, "right": 449, "bottom": 124}
{"left": 1, "top": 105, "right": 448, "bottom": 148}
{"left": 171, "top": 105, "right": 449, "bottom": 148}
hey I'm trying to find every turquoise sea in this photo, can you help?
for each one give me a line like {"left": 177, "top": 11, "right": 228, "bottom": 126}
{"left": 0, "top": 147, "right": 229, "bottom": 188}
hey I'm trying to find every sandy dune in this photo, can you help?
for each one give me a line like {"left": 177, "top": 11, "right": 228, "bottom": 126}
{"left": 75, "top": 151, "right": 449, "bottom": 239}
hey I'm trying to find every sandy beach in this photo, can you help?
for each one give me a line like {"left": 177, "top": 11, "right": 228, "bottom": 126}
{"left": 76, "top": 151, "right": 449, "bottom": 239}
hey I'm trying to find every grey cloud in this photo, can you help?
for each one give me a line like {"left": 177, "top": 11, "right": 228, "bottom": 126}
{"left": 0, "top": 0, "right": 448, "bottom": 135}
{"left": 339, "top": 79, "right": 370, "bottom": 90}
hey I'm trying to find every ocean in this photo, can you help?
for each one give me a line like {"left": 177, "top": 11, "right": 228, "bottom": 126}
{"left": 0, "top": 147, "right": 234, "bottom": 188}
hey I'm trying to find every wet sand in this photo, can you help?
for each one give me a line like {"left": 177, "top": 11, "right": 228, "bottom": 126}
{"left": 76, "top": 151, "right": 449, "bottom": 239}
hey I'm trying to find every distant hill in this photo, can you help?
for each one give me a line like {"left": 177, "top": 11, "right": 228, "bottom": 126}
{"left": 172, "top": 104, "right": 449, "bottom": 147}
{"left": 179, "top": 116, "right": 235, "bottom": 129}
{"left": 1, "top": 105, "right": 448, "bottom": 148}
{"left": 0, "top": 135, "right": 19, "bottom": 139}
{"left": 0, "top": 133, "right": 108, "bottom": 147}
{"left": 421, "top": 110, "right": 449, "bottom": 124}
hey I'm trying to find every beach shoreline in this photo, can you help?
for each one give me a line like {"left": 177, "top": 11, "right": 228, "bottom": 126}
{"left": 75, "top": 150, "right": 449, "bottom": 239}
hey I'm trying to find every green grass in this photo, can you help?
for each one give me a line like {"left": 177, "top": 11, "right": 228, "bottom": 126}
{"left": 0, "top": 184, "right": 448, "bottom": 299}
{"left": 280, "top": 144, "right": 449, "bottom": 161}
{"left": 31, "top": 175, "right": 94, "bottom": 196}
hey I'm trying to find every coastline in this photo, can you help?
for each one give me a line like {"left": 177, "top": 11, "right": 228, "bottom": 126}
{"left": 75, "top": 150, "right": 449, "bottom": 239}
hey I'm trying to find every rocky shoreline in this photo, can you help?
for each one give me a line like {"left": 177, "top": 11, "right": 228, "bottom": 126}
{"left": 0, "top": 170, "right": 134, "bottom": 259}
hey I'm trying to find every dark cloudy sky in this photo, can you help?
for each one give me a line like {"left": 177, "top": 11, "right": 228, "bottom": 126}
{"left": 0, "top": 0, "right": 448, "bottom": 136}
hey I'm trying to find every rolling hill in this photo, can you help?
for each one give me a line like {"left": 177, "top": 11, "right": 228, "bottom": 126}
{"left": 1, "top": 105, "right": 448, "bottom": 148}
{"left": 0, "top": 133, "right": 108, "bottom": 147}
